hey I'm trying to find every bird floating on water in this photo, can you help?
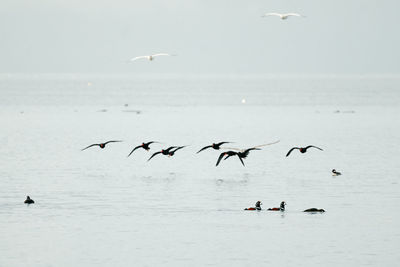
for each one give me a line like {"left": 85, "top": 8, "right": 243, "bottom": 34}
{"left": 245, "top": 201, "right": 262, "bottom": 211}
{"left": 304, "top": 208, "right": 325, "bottom": 213}
{"left": 286, "top": 145, "right": 323, "bottom": 157}
{"left": 332, "top": 169, "right": 342, "bottom": 176}
{"left": 130, "top": 53, "right": 174, "bottom": 62}
{"left": 268, "top": 201, "right": 286, "bottom": 211}
{"left": 262, "top": 13, "right": 304, "bottom": 20}
{"left": 81, "top": 141, "right": 122, "bottom": 151}
{"left": 24, "top": 196, "right": 34, "bottom": 204}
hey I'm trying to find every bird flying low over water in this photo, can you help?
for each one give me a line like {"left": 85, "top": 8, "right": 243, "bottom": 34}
{"left": 127, "top": 141, "right": 158, "bottom": 157}
{"left": 286, "top": 145, "right": 323, "bottom": 157}
{"left": 147, "top": 146, "right": 177, "bottom": 161}
{"left": 262, "top": 13, "right": 304, "bottom": 20}
{"left": 216, "top": 147, "right": 261, "bottom": 166}
{"left": 81, "top": 140, "right": 122, "bottom": 151}
{"left": 197, "top": 142, "right": 231, "bottom": 153}
{"left": 130, "top": 53, "right": 174, "bottom": 62}
{"left": 216, "top": 151, "right": 241, "bottom": 166}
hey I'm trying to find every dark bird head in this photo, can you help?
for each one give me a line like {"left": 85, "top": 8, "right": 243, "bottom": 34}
{"left": 26, "top": 196, "right": 30, "bottom": 200}
{"left": 332, "top": 169, "right": 336, "bottom": 172}
{"left": 280, "top": 201, "right": 286, "bottom": 209}
{"left": 256, "top": 201, "right": 262, "bottom": 207}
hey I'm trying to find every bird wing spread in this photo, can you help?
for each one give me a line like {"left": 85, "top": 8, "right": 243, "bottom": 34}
{"left": 127, "top": 145, "right": 142, "bottom": 157}
{"left": 253, "top": 140, "right": 280, "bottom": 148}
{"left": 264, "top": 13, "right": 282, "bottom": 17}
{"left": 216, "top": 153, "right": 226, "bottom": 166}
{"left": 305, "top": 145, "right": 323, "bottom": 151}
{"left": 81, "top": 144, "right": 99, "bottom": 151}
{"left": 104, "top": 140, "right": 122, "bottom": 145}
{"left": 152, "top": 53, "right": 171, "bottom": 57}
{"left": 197, "top": 145, "right": 212, "bottom": 153}
{"left": 286, "top": 147, "right": 299, "bottom": 157}
{"left": 148, "top": 151, "right": 162, "bottom": 161}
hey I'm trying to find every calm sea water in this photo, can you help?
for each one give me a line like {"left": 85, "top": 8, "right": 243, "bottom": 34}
{"left": 0, "top": 74, "right": 399, "bottom": 266}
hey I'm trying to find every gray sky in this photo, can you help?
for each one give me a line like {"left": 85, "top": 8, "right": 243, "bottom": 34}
{"left": 1, "top": 0, "right": 399, "bottom": 74}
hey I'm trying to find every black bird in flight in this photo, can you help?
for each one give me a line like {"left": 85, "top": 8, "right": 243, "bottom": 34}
{"left": 168, "top": 146, "right": 186, "bottom": 156}
{"left": 216, "top": 151, "right": 241, "bottom": 166}
{"left": 127, "top": 141, "right": 158, "bottom": 157}
{"left": 216, "top": 146, "right": 262, "bottom": 166}
{"left": 197, "top": 142, "right": 231, "bottom": 153}
{"left": 81, "top": 140, "right": 122, "bottom": 151}
{"left": 237, "top": 147, "right": 261, "bottom": 159}
{"left": 147, "top": 146, "right": 177, "bottom": 161}
{"left": 285, "top": 145, "right": 323, "bottom": 157}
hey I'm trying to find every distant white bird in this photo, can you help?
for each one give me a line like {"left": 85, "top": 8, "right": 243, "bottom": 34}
{"left": 130, "top": 53, "right": 173, "bottom": 62}
{"left": 262, "top": 13, "right": 304, "bottom": 20}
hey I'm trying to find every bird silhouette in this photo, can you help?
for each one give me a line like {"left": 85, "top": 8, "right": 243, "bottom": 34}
{"left": 81, "top": 140, "right": 122, "bottom": 151}
{"left": 127, "top": 141, "right": 158, "bottom": 157}
{"left": 147, "top": 146, "right": 177, "bottom": 161}
{"left": 286, "top": 145, "right": 323, "bottom": 157}
{"left": 197, "top": 142, "right": 231, "bottom": 153}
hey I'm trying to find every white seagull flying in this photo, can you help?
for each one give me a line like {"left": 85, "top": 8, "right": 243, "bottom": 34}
{"left": 130, "top": 53, "right": 173, "bottom": 62}
{"left": 262, "top": 13, "right": 304, "bottom": 20}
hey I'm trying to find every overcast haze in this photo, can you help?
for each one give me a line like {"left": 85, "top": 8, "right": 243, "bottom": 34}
{"left": 1, "top": 0, "right": 399, "bottom": 74}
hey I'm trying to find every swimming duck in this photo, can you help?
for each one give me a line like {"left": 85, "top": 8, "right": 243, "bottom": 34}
{"left": 197, "top": 142, "right": 231, "bottom": 153}
{"left": 332, "top": 169, "right": 342, "bottom": 176}
{"left": 127, "top": 141, "right": 158, "bottom": 157}
{"left": 244, "top": 201, "right": 262, "bottom": 210}
{"left": 268, "top": 201, "right": 286, "bottom": 211}
{"left": 24, "top": 196, "right": 34, "bottom": 204}
{"left": 286, "top": 145, "right": 323, "bottom": 157}
{"left": 303, "top": 208, "right": 325, "bottom": 212}
{"left": 81, "top": 140, "right": 122, "bottom": 151}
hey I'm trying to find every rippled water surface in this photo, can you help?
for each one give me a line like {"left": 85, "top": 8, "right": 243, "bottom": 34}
{"left": 0, "top": 74, "right": 399, "bottom": 266}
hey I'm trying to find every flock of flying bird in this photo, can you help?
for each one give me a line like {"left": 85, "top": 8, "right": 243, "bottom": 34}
{"left": 80, "top": 140, "right": 332, "bottom": 168}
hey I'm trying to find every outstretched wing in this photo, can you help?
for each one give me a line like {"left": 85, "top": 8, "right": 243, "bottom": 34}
{"left": 243, "top": 147, "right": 261, "bottom": 153}
{"left": 127, "top": 145, "right": 142, "bottom": 157}
{"left": 216, "top": 141, "right": 231, "bottom": 146}
{"left": 285, "top": 13, "right": 302, "bottom": 17}
{"left": 197, "top": 145, "right": 212, "bottom": 154}
{"left": 165, "top": 146, "right": 177, "bottom": 153}
{"left": 216, "top": 152, "right": 226, "bottom": 166}
{"left": 286, "top": 147, "right": 299, "bottom": 157}
{"left": 130, "top": 56, "right": 149, "bottom": 61}
{"left": 145, "top": 141, "right": 158, "bottom": 146}
{"left": 263, "top": 13, "right": 282, "bottom": 17}
{"left": 172, "top": 146, "right": 186, "bottom": 153}
{"left": 147, "top": 151, "right": 162, "bottom": 161}
{"left": 81, "top": 144, "right": 99, "bottom": 151}
{"left": 152, "top": 53, "right": 171, "bottom": 57}
{"left": 253, "top": 140, "right": 280, "bottom": 148}
{"left": 305, "top": 145, "right": 323, "bottom": 151}
{"left": 237, "top": 155, "right": 245, "bottom": 166}
{"left": 104, "top": 140, "right": 122, "bottom": 145}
